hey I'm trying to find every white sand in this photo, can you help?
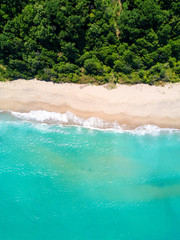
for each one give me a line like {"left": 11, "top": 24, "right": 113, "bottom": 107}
{"left": 0, "top": 79, "right": 180, "bottom": 129}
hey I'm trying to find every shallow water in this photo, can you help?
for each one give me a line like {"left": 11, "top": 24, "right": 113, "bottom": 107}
{"left": 0, "top": 112, "right": 180, "bottom": 240}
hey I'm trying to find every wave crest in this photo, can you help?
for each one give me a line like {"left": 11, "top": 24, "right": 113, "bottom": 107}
{"left": 1, "top": 110, "right": 179, "bottom": 135}
{"left": 11, "top": 110, "right": 122, "bottom": 130}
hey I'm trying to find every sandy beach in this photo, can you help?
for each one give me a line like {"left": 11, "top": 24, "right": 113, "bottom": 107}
{"left": 0, "top": 79, "right": 180, "bottom": 129}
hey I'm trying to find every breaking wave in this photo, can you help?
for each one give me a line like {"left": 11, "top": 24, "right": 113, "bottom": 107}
{"left": 0, "top": 110, "right": 179, "bottom": 135}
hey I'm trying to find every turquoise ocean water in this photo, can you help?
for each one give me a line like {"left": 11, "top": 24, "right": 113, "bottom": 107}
{"left": 0, "top": 111, "right": 180, "bottom": 240}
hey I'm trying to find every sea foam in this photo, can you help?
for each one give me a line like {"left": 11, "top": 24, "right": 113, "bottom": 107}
{"left": 1, "top": 110, "right": 179, "bottom": 135}
{"left": 11, "top": 110, "right": 122, "bottom": 130}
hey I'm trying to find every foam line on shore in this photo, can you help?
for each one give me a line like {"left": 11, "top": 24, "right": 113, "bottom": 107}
{"left": 1, "top": 110, "right": 178, "bottom": 135}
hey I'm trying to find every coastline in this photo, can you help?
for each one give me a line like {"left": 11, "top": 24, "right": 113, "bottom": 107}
{"left": 0, "top": 79, "right": 180, "bottom": 129}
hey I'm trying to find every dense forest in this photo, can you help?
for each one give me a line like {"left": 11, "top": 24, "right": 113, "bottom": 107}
{"left": 0, "top": 0, "right": 179, "bottom": 84}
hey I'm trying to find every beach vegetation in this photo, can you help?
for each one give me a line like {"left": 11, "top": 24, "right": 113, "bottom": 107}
{"left": 0, "top": 0, "right": 179, "bottom": 84}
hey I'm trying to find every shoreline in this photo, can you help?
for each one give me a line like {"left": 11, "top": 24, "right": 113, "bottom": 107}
{"left": 0, "top": 79, "right": 180, "bottom": 129}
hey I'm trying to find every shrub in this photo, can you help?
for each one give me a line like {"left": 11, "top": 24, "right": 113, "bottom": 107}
{"left": 114, "top": 60, "right": 124, "bottom": 72}
{"left": 84, "top": 59, "right": 103, "bottom": 75}
{"left": 169, "top": 57, "right": 176, "bottom": 68}
{"left": 174, "top": 65, "right": 180, "bottom": 74}
{"left": 138, "top": 70, "right": 145, "bottom": 78}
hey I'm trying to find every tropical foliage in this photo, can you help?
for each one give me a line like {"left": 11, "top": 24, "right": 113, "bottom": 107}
{"left": 0, "top": 0, "right": 179, "bottom": 84}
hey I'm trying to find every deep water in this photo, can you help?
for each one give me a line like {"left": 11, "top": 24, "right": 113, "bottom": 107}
{"left": 0, "top": 112, "right": 180, "bottom": 240}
